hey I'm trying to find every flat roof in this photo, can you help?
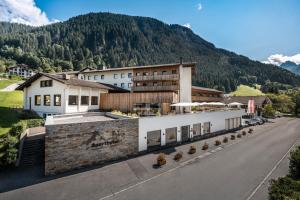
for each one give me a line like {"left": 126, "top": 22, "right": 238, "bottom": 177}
{"left": 46, "top": 113, "right": 115, "bottom": 125}
{"left": 81, "top": 62, "right": 196, "bottom": 74}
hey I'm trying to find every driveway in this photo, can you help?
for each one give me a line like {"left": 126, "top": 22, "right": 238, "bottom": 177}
{"left": 1, "top": 117, "right": 299, "bottom": 200}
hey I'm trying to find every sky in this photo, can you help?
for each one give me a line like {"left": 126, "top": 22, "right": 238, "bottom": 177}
{"left": 0, "top": 0, "right": 300, "bottom": 64}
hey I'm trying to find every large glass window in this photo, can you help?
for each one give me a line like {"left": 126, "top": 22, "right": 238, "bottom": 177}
{"left": 128, "top": 73, "right": 132, "bottom": 78}
{"left": 121, "top": 83, "right": 125, "bottom": 88}
{"left": 44, "top": 95, "right": 51, "bottom": 106}
{"left": 68, "top": 95, "right": 78, "bottom": 105}
{"left": 40, "top": 80, "right": 52, "bottom": 87}
{"left": 91, "top": 96, "right": 98, "bottom": 105}
{"left": 54, "top": 95, "right": 61, "bottom": 106}
{"left": 121, "top": 73, "right": 125, "bottom": 78}
{"left": 94, "top": 75, "right": 98, "bottom": 80}
{"left": 35, "top": 95, "right": 41, "bottom": 106}
{"left": 101, "top": 75, "right": 105, "bottom": 79}
{"left": 81, "top": 96, "right": 89, "bottom": 105}
{"left": 114, "top": 74, "right": 118, "bottom": 79}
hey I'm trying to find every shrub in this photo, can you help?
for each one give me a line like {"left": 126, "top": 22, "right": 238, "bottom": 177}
{"left": 248, "top": 128, "right": 254, "bottom": 134}
{"left": 202, "top": 143, "right": 209, "bottom": 150}
{"left": 9, "top": 121, "right": 26, "bottom": 137}
{"left": 174, "top": 151, "right": 183, "bottom": 161}
{"left": 289, "top": 146, "right": 300, "bottom": 179}
{"left": 157, "top": 153, "right": 166, "bottom": 166}
{"left": 215, "top": 140, "right": 221, "bottom": 146}
{"left": 269, "top": 177, "right": 300, "bottom": 200}
{"left": 237, "top": 133, "right": 242, "bottom": 138}
{"left": 26, "top": 119, "right": 44, "bottom": 128}
{"left": 189, "top": 145, "right": 196, "bottom": 154}
{"left": 242, "top": 131, "right": 247, "bottom": 136}
{"left": 231, "top": 135, "right": 236, "bottom": 140}
{"left": 19, "top": 110, "right": 40, "bottom": 119}
{"left": 223, "top": 137, "right": 228, "bottom": 143}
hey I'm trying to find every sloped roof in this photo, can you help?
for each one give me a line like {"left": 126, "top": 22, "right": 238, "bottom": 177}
{"left": 223, "top": 96, "right": 272, "bottom": 107}
{"left": 16, "top": 73, "right": 127, "bottom": 92}
{"left": 192, "top": 86, "right": 224, "bottom": 94}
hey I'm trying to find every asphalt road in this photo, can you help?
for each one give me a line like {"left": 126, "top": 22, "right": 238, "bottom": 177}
{"left": 1, "top": 118, "right": 299, "bottom": 200}
{"left": 104, "top": 118, "right": 300, "bottom": 200}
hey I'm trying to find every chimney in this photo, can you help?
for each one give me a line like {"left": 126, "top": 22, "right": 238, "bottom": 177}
{"left": 180, "top": 57, "right": 183, "bottom": 64}
{"left": 63, "top": 73, "right": 71, "bottom": 80}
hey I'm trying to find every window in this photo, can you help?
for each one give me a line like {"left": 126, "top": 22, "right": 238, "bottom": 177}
{"left": 172, "top": 70, "right": 177, "bottom": 74}
{"left": 136, "top": 72, "right": 141, "bottom": 76}
{"left": 128, "top": 73, "right": 132, "bottom": 78}
{"left": 44, "top": 95, "right": 51, "bottom": 106}
{"left": 68, "top": 95, "right": 78, "bottom": 105}
{"left": 81, "top": 96, "right": 89, "bottom": 105}
{"left": 40, "top": 80, "right": 52, "bottom": 87}
{"left": 94, "top": 75, "right": 98, "bottom": 80}
{"left": 121, "top": 83, "right": 125, "bottom": 88}
{"left": 114, "top": 74, "right": 118, "bottom": 79}
{"left": 91, "top": 96, "right": 98, "bottom": 105}
{"left": 128, "top": 83, "right": 132, "bottom": 88}
{"left": 121, "top": 73, "right": 125, "bottom": 78}
{"left": 136, "top": 82, "right": 142, "bottom": 86}
{"left": 153, "top": 71, "right": 158, "bottom": 76}
{"left": 162, "top": 71, "right": 167, "bottom": 75}
{"left": 114, "top": 83, "right": 118, "bottom": 86}
{"left": 54, "top": 95, "right": 61, "bottom": 106}
{"left": 153, "top": 82, "right": 158, "bottom": 86}
{"left": 88, "top": 76, "right": 91, "bottom": 80}
{"left": 101, "top": 75, "right": 105, "bottom": 80}
{"left": 35, "top": 95, "right": 41, "bottom": 106}
{"left": 143, "top": 72, "right": 149, "bottom": 76}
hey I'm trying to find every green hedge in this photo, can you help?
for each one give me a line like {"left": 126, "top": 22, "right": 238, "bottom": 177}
{"left": 269, "top": 146, "right": 300, "bottom": 199}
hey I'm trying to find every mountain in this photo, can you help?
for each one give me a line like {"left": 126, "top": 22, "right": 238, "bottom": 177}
{"left": 280, "top": 61, "right": 300, "bottom": 75}
{"left": 0, "top": 12, "right": 300, "bottom": 92}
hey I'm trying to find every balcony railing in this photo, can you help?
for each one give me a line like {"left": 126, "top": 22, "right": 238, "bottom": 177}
{"left": 132, "top": 74, "right": 179, "bottom": 81}
{"left": 132, "top": 85, "right": 179, "bottom": 92}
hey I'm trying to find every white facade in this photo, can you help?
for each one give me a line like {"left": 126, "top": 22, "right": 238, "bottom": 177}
{"left": 78, "top": 69, "right": 133, "bottom": 90}
{"left": 23, "top": 76, "right": 107, "bottom": 117}
{"left": 138, "top": 109, "right": 245, "bottom": 151}
{"left": 8, "top": 66, "right": 35, "bottom": 78}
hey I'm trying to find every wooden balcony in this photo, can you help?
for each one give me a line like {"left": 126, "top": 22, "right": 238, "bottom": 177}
{"left": 132, "top": 85, "right": 179, "bottom": 92}
{"left": 132, "top": 74, "right": 179, "bottom": 81}
{"left": 192, "top": 96, "right": 224, "bottom": 102}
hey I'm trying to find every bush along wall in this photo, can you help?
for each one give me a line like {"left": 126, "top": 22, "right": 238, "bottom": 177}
{"left": 0, "top": 118, "right": 44, "bottom": 168}
{"left": 269, "top": 146, "right": 300, "bottom": 199}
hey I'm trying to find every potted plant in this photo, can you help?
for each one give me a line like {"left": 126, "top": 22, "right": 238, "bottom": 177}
{"left": 189, "top": 145, "right": 197, "bottom": 154}
{"left": 223, "top": 137, "right": 228, "bottom": 143}
{"left": 157, "top": 153, "right": 166, "bottom": 166}
{"left": 242, "top": 131, "right": 247, "bottom": 136}
{"left": 174, "top": 151, "right": 183, "bottom": 161}
{"left": 231, "top": 135, "right": 236, "bottom": 140}
{"left": 215, "top": 140, "right": 221, "bottom": 146}
{"left": 202, "top": 142, "right": 209, "bottom": 150}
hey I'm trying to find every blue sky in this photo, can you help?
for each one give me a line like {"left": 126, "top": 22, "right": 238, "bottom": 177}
{"left": 1, "top": 0, "right": 300, "bottom": 63}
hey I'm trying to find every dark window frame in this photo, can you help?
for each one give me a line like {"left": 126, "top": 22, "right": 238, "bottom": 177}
{"left": 43, "top": 95, "right": 51, "bottom": 106}
{"left": 35, "top": 95, "right": 41, "bottom": 106}
{"left": 40, "top": 80, "right": 53, "bottom": 87}
{"left": 54, "top": 94, "right": 61, "bottom": 106}
{"left": 68, "top": 95, "right": 78, "bottom": 105}
{"left": 91, "top": 96, "right": 98, "bottom": 105}
{"left": 81, "top": 96, "right": 89, "bottom": 105}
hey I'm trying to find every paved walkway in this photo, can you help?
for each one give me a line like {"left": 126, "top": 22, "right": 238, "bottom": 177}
{"left": 0, "top": 118, "right": 298, "bottom": 200}
{"left": 0, "top": 81, "right": 23, "bottom": 91}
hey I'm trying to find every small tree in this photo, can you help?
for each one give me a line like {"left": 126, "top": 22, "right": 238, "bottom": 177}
{"left": 262, "top": 104, "right": 276, "bottom": 118}
{"left": 289, "top": 146, "right": 300, "bottom": 179}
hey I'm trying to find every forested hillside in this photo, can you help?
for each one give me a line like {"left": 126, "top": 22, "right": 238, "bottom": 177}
{"left": 0, "top": 12, "right": 300, "bottom": 92}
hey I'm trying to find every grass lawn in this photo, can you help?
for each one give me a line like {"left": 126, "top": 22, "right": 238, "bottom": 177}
{"left": 0, "top": 91, "right": 23, "bottom": 136}
{"left": 230, "top": 85, "right": 265, "bottom": 96}
{"left": 0, "top": 79, "right": 19, "bottom": 89}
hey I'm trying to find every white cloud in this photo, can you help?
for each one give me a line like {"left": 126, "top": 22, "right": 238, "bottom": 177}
{"left": 0, "top": 0, "right": 59, "bottom": 26}
{"left": 263, "top": 54, "right": 300, "bottom": 65}
{"left": 197, "top": 3, "right": 203, "bottom": 11}
{"left": 183, "top": 23, "right": 192, "bottom": 29}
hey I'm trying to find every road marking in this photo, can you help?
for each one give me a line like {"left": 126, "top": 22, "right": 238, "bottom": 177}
{"left": 245, "top": 138, "right": 299, "bottom": 200}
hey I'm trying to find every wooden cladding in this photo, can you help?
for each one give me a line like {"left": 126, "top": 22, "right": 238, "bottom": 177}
{"left": 100, "top": 92, "right": 179, "bottom": 112}
{"left": 132, "top": 74, "right": 179, "bottom": 81}
{"left": 132, "top": 85, "right": 179, "bottom": 92}
{"left": 192, "top": 96, "right": 223, "bottom": 102}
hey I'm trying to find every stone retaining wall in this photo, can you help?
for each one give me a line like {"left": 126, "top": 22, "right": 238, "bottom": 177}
{"left": 45, "top": 118, "right": 139, "bottom": 175}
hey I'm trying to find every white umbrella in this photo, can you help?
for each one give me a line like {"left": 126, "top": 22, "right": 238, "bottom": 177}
{"left": 170, "top": 102, "right": 201, "bottom": 107}
{"left": 228, "top": 102, "right": 243, "bottom": 106}
{"left": 205, "top": 102, "right": 226, "bottom": 106}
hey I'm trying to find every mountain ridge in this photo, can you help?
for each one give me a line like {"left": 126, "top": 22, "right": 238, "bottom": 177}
{"left": 0, "top": 12, "right": 300, "bottom": 92}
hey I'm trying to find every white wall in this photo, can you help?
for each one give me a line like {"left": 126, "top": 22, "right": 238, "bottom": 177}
{"left": 179, "top": 66, "right": 192, "bottom": 103}
{"left": 24, "top": 76, "right": 107, "bottom": 117}
{"left": 82, "top": 69, "right": 133, "bottom": 90}
{"left": 138, "top": 109, "right": 245, "bottom": 151}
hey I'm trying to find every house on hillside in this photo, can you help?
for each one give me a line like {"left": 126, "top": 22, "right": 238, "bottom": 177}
{"left": 223, "top": 96, "right": 272, "bottom": 116}
{"left": 16, "top": 73, "right": 126, "bottom": 118}
{"left": 192, "top": 86, "right": 224, "bottom": 102}
{"left": 8, "top": 64, "right": 36, "bottom": 78}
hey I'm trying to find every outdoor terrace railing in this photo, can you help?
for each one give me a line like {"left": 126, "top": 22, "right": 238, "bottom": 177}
{"left": 131, "top": 85, "right": 179, "bottom": 92}
{"left": 132, "top": 74, "right": 179, "bottom": 81}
